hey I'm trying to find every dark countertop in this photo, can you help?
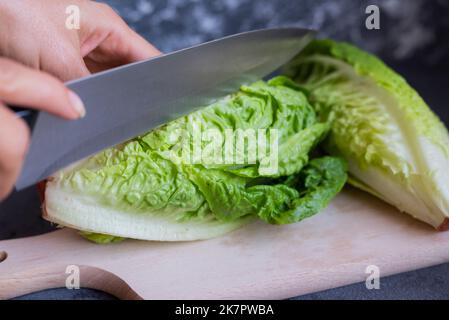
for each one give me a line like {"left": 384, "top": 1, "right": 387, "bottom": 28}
{"left": 2, "top": 0, "right": 449, "bottom": 300}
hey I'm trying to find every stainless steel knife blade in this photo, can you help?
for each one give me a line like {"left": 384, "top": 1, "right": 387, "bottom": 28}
{"left": 16, "top": 27, "right": 315, "bottom": 190}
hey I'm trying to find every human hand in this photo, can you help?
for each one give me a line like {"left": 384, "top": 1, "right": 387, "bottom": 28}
{"left": 0, "top": 0, "right": 161, "bottom": 81}
{"left": 0, "top": 58, "right": 85, "bottom": 200}
{"left": 0, "top": 0, "right": 161, "bottom": 200}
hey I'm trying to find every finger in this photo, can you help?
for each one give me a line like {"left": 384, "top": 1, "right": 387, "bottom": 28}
{"left": 81, "top": 25, "right": 161, "bottom": 63}
{"left": 62, "top": 58, "right": 91, "bottom": 81}
{"left": 42, "top": 51, "right": 91, "bottom": 82}
{"left": 39, "top": 38, "right": 91, "bottom": 82}
{"left": 0, "top": 58, "right": 85, "bottom": 119}
{"left": 81, "top": 3, "right": 161, "bottom": 64}
{"left": 0, "top": 104, "right": 29, "bottom": 200}
{"left": 117, "top": 28, "right": 162, "bottom": 62}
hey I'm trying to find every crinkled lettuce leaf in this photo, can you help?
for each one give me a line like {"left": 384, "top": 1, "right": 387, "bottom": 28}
{"left": 285, "top": 39, "right": 449, "bottom": 228}
{"left": 46, "top": 76, "right": 347, "bottom": 242}
{"left": 189, "top": 156, "right": 347, "bottom": 224}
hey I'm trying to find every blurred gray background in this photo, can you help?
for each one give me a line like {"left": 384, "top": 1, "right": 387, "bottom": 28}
{"left": 107, "top": 0, "right": 448, "bottom": 65}
{"left": 1, "top": 0, "right": 449, "bottom": 299}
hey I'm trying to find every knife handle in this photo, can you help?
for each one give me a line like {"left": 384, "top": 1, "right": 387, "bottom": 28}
{"left": 9, "top": 106, "right": 38, "bottom": 129}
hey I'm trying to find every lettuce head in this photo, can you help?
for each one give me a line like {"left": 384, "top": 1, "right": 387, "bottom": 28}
{"left": 43, "top": 76, "right": 347, "bottom": 242}
{"left": 285, "top": 40, "right": 449, "bottom": 229}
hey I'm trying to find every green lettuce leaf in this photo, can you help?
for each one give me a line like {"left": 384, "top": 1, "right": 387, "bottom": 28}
{"left": 189, "top": 156, "right": 347, "bottom": 224}
{"left": 45, "top": 77, "right": 347, "bottom": 242}
{"left": 79, "top": 232, "right": 125, "bottom": 244}
{"left": 285, "top": 39, "right": 449, "bottom": 228}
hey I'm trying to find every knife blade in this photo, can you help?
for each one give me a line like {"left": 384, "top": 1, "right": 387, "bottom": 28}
{"left": 15, "top": 27, "right": 315, "bottom": 190}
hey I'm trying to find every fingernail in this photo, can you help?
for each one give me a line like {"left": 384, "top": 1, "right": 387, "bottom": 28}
{"left": 68, "top": 90, "right": 86, "bottom": 118}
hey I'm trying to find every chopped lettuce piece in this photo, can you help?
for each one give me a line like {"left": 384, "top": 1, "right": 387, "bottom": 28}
{"left": 80, "top": 232, "right": 125, "bottom": 244}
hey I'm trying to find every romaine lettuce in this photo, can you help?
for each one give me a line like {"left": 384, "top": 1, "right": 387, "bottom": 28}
{"left": 43, "top": 77, "right": 347, "bottom": 242}
{"left": 285, "top": 39, "right": 449, "bottom": 229}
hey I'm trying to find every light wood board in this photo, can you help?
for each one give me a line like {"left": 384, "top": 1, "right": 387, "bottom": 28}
{"left": 1, "top": 187, "right": 448, "bottom": 300}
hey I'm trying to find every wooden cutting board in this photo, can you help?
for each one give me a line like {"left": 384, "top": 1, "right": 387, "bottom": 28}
{"left": 1, "top": 186, "right": 448, "bottom": 300}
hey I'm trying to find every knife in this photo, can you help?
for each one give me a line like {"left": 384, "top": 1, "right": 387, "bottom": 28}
{"left": 14, "top": 27, "right": 315, "bottom": 190}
